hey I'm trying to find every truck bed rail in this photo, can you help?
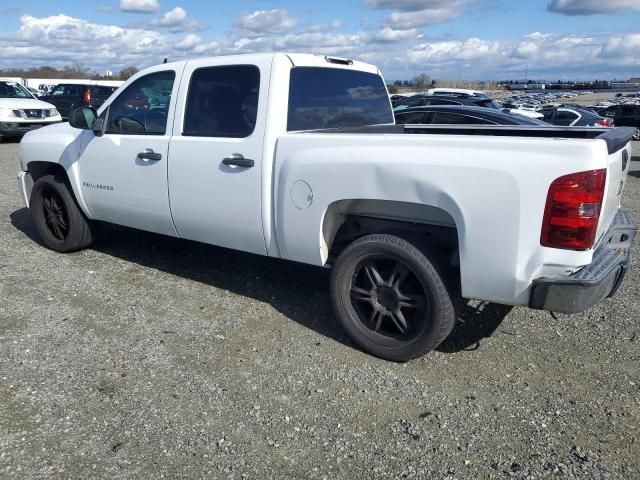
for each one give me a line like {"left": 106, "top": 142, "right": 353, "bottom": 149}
{"left": 308, "top": 125, "right": 637, "bottom": 155}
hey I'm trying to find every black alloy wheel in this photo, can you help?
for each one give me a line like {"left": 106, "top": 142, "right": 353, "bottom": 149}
{"left": 350, "top": 257, "right": 427, "bottom": 341}
{"left": 41, "top": 187, "right": 69, "bottom": 241}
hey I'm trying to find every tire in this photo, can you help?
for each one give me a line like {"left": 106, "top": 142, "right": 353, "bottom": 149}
{"left": 330, "top": 234, "right": 455, "bottom": 362}
{"left": 30, "top": 174, "right": 96, "bottom": 252}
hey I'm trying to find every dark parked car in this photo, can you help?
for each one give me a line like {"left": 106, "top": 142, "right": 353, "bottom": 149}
{"left": 598, "top": 105, "right": 640, "bottom": 139}
{"left": 390, "top": 94, "right": 407, "bottom": 103}
{"left": 539, "top": 105, "right": 613, "bottom": 128}
{"left": 393, "top": 93, "right": 501, "bottom": 112}
{"left": 394, "top": 105, "right": 547, "bottom": 126}
{"left": 41, "top": 84, "right": 118, "bottom": 119}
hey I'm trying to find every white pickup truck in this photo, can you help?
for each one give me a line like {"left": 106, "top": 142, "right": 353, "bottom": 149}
{"left": 17, "top": 53, "right": 636, "bottom": 361}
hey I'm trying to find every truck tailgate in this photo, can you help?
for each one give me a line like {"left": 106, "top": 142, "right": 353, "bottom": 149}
{"left": 598, "top": 140, "right": 633, "bottom": 244}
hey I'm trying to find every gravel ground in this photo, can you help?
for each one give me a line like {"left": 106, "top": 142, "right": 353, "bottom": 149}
{"left": 1, "top": 138, "right": 639, "bottom": 479}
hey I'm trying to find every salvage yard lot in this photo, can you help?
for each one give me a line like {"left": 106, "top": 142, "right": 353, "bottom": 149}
{"left": 1, "top": 139, "right": 639, "bottom": 479}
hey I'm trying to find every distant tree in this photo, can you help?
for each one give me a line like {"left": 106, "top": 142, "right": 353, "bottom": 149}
{"left": 412, "top": 72, "right": 430, "bottom": 89}
{"left": 62, "top": 63, "right": 92, "bottom": 79}
{"left": 387, "top": 84, "right": 399, "bottom": 94}
{"left": 118, "top": 66, "right": 140, "bottom": 80}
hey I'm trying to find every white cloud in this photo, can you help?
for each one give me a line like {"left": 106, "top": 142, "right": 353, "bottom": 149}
{"left": 599, "top": 33, "right": 640, "bottom": 58}
{"left": 2, "top": 13, "right": 640, "bottom": 81}
{"left": 366, "top": 0, "right": 475, "bottom": 30}
{"left": 274, "top": 32, "right": 364, "bottom": 50}
{"left": 120, "top": 0, "right": 160, "bottom": 13}
{"left": 387, "top": 8, "right": 462, "bottom": 28}
{"left": 1, "top": 14, "right": 169, "bottom": 68}
{"left": 365, "top": 0, "right": 459, "bottom": 11}
{"left": 175, "top": 33, "right": 201, "bottom": 50}
{"left": 150, "top": 7, "right": 201, "bottom": 32}
{"left": 301, "top": 19, "right": 343, "bottom": 34}
{"left": 236, "top": 9, "right": 298, "bottom": 34}
{"left": 374, "top": 27, "right": 422, "bottom": 42}
{"left": 548, "top": 0, "right": 640, "bottom": 15}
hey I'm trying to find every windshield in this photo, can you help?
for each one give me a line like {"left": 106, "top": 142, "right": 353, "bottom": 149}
{"left": 287, "top": 67, "right": 393, "bottom": 131}
{"left": 0, "top": 81, "right": 34, "bottom": 99}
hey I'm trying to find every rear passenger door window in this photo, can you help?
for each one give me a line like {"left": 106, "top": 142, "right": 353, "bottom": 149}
{"left": 183, "top": 65, "right": 260, "bottom": 138}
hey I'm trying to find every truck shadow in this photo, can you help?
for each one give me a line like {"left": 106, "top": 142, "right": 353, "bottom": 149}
{"left": 10, "top": 208, "right": 511, "bottom": 356}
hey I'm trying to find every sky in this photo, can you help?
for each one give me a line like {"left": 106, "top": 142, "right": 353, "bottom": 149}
{"left": 1, "top": 0, "right": 640, "bottom": 81}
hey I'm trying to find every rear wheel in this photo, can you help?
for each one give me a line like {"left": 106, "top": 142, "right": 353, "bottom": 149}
{"left": 330, "top": 234, "right": 455, "bottom": 362}
{"left": 30, "top": 174, "right": 97, "bottom": 252}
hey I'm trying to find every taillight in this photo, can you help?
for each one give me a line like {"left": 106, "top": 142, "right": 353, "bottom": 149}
{"left": 82, "top": 89, "right": 91, "bottom": 104}
{"left": 541, "top": 169, "right": 607, "bottom": 250}
{"left": 597, "top": 118, "right": 613, "bottom": 127}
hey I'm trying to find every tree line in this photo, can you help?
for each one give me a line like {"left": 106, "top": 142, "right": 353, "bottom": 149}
{"left": 0, "top": 63, "right": 140, "bottom": 80}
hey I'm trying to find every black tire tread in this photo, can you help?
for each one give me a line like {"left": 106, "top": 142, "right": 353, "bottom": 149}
{"left": 30, "top": 174, "right": 96, "bottom": 252}
{"left": 330, "top": 233, "right": 456, "bottom": 361}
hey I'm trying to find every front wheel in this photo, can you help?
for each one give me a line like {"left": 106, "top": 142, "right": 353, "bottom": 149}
{"left": 330, "top": 234, "right": 456, "bottom": 362}
{"left": 30, "top": 174, "right": 97, "bottom": 252}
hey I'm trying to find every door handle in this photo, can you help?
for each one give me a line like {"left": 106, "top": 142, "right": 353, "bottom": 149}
{"left": 137, "top": 149, "right": 162, "bottom": 161}
{"left": 223, "top": 157, "right": 254, "bottom": 168}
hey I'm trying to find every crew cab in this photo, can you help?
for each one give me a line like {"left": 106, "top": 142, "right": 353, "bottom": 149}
{"left": 0, "top": 80, "right": 61, "bottom": 140}
{"left": 16, "top": 53, "right": 637, "bottom": 361}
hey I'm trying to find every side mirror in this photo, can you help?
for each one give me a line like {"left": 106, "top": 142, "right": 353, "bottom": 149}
{"left": 69, "top": 107, "right": 97, "bottom": 130}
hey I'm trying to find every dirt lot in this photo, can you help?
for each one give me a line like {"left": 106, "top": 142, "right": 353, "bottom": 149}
{"left": 1, "top": 138, "right": 639, "bottom": 479}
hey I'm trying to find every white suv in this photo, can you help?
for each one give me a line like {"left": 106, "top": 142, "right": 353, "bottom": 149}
{"left": 0, "top": 80, "right": 62, "bottom": 140}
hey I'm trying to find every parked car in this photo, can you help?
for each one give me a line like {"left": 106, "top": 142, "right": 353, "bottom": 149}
{"left": 41, "top": 84, "right": 118, "bottom": 119}
{"left": 427, "top": 88, "right": 490, "bottom": 98}
{"left": 17, "top": 53, "right": 636, "bottom": 361}
{"left": 597, "top": 105, "right": 640, "bottom": 139}
{"left": 0, "top": 80, "right": 62, "bottom": 140}
{"left": 539, "top": 106, "right": 614, "bottom": 127}
{"left": 502, "top": 108, "right": 545, "bottom": 120}
{"left": 393, "top": 92, "right": 500, "bottom": 112}
{"left": 394, "top": 105, "right": 547, "bottom": 126}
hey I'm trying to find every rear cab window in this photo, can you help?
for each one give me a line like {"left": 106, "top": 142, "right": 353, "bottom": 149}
{"left": 287, "top": 67, "right": 393, "bottom": 131}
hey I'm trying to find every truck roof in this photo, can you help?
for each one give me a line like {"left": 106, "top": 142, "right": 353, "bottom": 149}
{"left": 160, "top": 53, "right": 379, "bottom": 75}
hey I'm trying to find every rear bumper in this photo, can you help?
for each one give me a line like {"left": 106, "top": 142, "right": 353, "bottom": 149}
{"left": 529, "top": 210, "right": 636, "bottom": 314}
